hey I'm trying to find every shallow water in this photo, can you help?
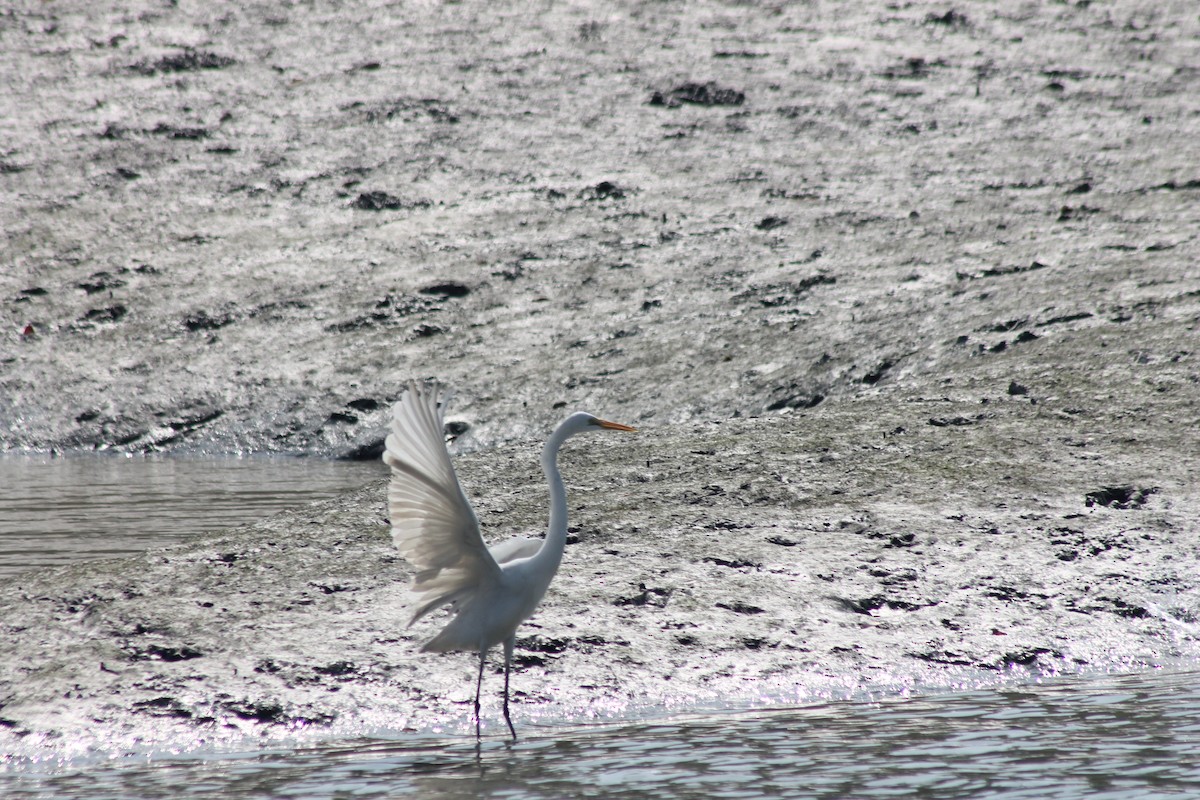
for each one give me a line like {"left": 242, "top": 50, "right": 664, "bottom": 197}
{"left": 0, "top": 454, "right": 384, "bottom": 577}
{"left": 5, "top": 667, "right": 1199, "bottom": 799}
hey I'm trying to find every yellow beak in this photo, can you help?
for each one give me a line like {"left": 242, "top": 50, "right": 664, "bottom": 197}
{"left": 596, "top": 419, "right": 637, "bottom": 432}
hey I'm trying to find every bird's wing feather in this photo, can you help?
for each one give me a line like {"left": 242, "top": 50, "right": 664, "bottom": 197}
{"left": 488, "top": 536, "right": 542, "bottom": 565}
{"left": 383, "top": 381, "right": 500, "bottom": 623}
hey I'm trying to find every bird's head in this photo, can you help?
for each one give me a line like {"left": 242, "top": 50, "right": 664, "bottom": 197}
{"left": 562, "top": 411, "right": 637, "bottom": 437}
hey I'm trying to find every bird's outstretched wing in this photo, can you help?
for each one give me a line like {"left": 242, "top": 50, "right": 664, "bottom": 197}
{"left": 383, "top": 381, "right": 500, "bottom": 625}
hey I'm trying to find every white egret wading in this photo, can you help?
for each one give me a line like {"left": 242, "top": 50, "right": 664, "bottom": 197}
{"left": 383, "top": 381, "right": 636, "bottom": 738}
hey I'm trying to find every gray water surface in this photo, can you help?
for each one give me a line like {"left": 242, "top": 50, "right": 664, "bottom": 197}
{"left": 0, "top": 454, "right": 384, "bottom": 577}
{"left": 6, "top": 667, "right": 1199, "bottom": 799}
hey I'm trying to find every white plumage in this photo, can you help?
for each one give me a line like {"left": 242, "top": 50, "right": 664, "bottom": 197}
{"left": 383, "top": 381, "right": 635, "bottom": 737}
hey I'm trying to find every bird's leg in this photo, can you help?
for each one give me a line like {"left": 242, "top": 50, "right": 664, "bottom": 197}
{"left": 502, "top": 635, "right": 517, "bottom": 740}
{"left": 475, "top": 647, "right": 486, "bottom": 739}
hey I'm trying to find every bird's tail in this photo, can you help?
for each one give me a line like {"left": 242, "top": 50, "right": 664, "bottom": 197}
{"left": 407, "top": 581, "right": 472, "bottom": 628}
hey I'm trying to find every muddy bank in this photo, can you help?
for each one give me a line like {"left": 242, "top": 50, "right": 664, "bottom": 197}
{"left": 2, "top": 0, "right": 1198, "bottom": 456}
{"left": 1, "top": 385, "right": 1197, "bottom": 755}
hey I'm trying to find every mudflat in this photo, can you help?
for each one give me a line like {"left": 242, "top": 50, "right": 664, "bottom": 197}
{"left": 1, "top": 0, "right": 1197, "bottom": 753}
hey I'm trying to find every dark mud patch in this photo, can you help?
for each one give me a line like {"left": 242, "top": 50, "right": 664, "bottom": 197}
{"left": 350, "top": 192, "right": 432, "bottom": 211}
{"left": 649, "top": 81, "right": 746, "bottom": 108}
{"left": 1085, "top": 486, "right": 1158, "bottom": 510}
{"left": 129, "top": 50, "right": 236, "bottom": 76}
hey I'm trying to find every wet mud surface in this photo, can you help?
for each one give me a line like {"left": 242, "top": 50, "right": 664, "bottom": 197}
{"left": 2, "top": 393, "right": 1198, "bottom": 752}
{"left": 1, "top": 0, "right": 1199, "bottom": 758}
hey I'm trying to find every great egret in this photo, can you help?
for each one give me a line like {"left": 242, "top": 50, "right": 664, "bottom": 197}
{"left": 383, "top": 381, "right": 636, "bottom": 738}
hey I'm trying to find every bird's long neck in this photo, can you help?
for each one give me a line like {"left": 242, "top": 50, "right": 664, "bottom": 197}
{"left": 532, "top": 421, "right": 574, "bottom": 575}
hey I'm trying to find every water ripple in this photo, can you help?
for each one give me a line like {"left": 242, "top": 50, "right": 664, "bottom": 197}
{"left": 7, "top": 667, "right": 1200, "bottom": 799}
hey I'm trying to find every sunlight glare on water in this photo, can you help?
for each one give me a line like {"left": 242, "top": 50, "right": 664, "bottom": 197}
{"left": 7, "top": 667, "right": 1200, "bottom": 799}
